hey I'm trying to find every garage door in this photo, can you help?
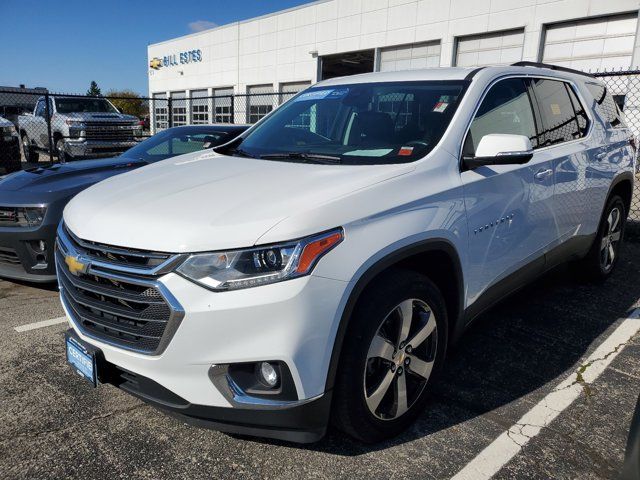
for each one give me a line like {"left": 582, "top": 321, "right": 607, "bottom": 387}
{"left": 542, "top": 13, "right": 638, "bottom": 71}
{"left": 455, "top": 29, "right": 524, "bottom": 67}
{"left": 379, "top": 41, "right": 441, "bottom": 71}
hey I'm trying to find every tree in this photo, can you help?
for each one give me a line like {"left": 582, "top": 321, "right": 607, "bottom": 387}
{"left": 86, "top": 81, "right": 101, "bottom": 96}
{"left": 105, "top": 89, "right": 148, "bottom": 118}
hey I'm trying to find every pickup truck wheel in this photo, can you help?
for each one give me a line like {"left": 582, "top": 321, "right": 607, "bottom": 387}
{"left": 331, "top": 269, "right": 447, "bottom": 443}
{"left": 577, "top": 194, "right": 626, "bottom": 281}
{"left": 21, "top": 134, "right": 38, "bottom": 163}
{"left": 55, "top": 138, "right": 69, "bottom": 162}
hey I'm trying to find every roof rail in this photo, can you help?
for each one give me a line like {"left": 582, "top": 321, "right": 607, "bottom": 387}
{"left": 511, "top": 61, "right": 595, "bottom": 79}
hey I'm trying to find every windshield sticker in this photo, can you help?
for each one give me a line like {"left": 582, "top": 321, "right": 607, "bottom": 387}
{"left": 294, "top": 88, "right": 349, "bottom": 103}
{"left": 326, "top": 88, "right": 349, "bottom": 99}
{"left": 398, "top": 146, "right": 414, "bottom": 156}
{"left": 294, "top": 89, "right": 334, "bottom": 102}
{"left": 550, "top": 103, "right": 562, "bottom": 115}
{"left": 432, "top": 102, "right": 449, "bottom": 113}
{"left": 343, "top": 149, "right": 393, "bottom": 157}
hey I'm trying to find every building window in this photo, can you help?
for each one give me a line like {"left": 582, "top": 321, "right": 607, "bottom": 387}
{"left": 247, "top": 84, "right": 274, "bottom": 123}
{"left": 191, "top": 89, "right": 209, "bottom": 125}
{"left": 542, "top": 13, "right": 638, "bottom": 72}
{"left": 171, "top": 91, "right": 187, "bottom": 126}
{"left": 379, "top": 41, "right": 441, "bottom": 72}
{"left": 455, "top": 29, "right": 524, "bottom": 67}
{"left": 152, "top": 93, "right": 168, "bottom": 131}
{"left": 213, "top": 88, "right": 233, "bottom": 124}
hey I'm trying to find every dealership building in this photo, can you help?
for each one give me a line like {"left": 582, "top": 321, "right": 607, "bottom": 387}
{"left": 148, "top": 0, "right": 640, "bottom": 126}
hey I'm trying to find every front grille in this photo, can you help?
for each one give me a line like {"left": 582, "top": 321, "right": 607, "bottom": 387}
{"left": 0, "top": 247, "right": 20, "bottom": 265}
{"left": 84, "top": 122, "right": 137, "bottom": 141}
{"left": 63, "top": 225, "right": 171, "bottom": 271}
{"left": 57, "top": 226, "right": 183, "bottom": 355}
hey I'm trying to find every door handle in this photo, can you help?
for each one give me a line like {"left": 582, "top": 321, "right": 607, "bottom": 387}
{"left": 534, "top": 168, "right": 553, "bottom": 180}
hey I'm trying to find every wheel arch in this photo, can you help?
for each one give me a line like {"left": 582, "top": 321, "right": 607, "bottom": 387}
{"left": 324, "top": 238, "right": 464, "bottom": 392}
{"left": 608, "top": 171, "right": 634, "bottom": 219}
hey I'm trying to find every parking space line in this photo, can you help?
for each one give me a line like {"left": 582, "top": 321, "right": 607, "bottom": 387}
{"left": 14, "top": 316, "right": 68, "bottom": 332}
{"left": 452, "top": 308, "right": 640, "bottom": 480}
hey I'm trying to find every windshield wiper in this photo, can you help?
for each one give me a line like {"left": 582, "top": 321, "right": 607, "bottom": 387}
{"left": 259, "top": 152, "right": 342, "bottom": 164}
{"left": 228, "top": 147, "right": 256, "bottom": 159}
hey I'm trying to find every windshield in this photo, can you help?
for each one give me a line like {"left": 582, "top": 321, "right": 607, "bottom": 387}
{"left": 122, "top": 127, "right": 234, "bottom": 162}
{"left": 232, "top": 81, "right": 466, "bottom": 165}
{"left": 55, "top": 98, "right": 119, "bottom": 114}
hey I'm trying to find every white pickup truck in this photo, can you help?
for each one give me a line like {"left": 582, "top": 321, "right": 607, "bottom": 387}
{"left": 18, "top": 96, "right": 142, "bottom": 162}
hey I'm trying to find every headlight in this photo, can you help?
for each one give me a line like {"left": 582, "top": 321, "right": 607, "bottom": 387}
{"left": 66, "top": 120, "right": 86, "bottom": 139}
{"left": 176, "top": 228, "right": 344, "bottom": 291}
{"left": 0, "top": 206, "right": 47, "bottom": 227}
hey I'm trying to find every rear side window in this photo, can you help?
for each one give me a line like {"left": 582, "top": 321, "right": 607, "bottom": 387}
{"left": 464, "top": 78, "right": 538, "bottom": 156}
{"left": 531, "top": 79, "right": 584, "bottom": 146}
{"left": 585, "top": 82, "right": 626, "bottom": 129}
{"left": 566, "top": 87, "right": 589, "bottom": 138}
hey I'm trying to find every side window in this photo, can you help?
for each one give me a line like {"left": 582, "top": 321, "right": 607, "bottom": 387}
{"left": 531, "top": 79, "right": 581, "bottom": 145}
{"left": 585, "top": 82, "right": 626, "bottom": 129}
{"left": 464, "top": 78, "right": 537, "bottom": 156}
{"left": 34, "top": 101, "right": 44, "bottom": 117}
{"left": 566, "top": 85, "right": 589, "bottom": 138}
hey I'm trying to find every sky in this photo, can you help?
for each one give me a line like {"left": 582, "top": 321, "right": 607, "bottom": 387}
{"left": 0, "top": 0, "right": 313, "bottom": 96}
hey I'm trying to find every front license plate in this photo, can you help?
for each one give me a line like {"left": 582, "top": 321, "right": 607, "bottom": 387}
{"left": 66, "top": 335, "right": 97, "bottom": 387}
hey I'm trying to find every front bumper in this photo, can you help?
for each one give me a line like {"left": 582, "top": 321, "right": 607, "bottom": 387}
{"left": 64, "top": 140, "right": 139, "bottom": 158}
{"left": 62, "top": 271, "right": 349, "bottom": 441}
{"left": 0, "top": 222, "right": 57, "bottom": 283}
{"left": 67, "top": 326, "right": 330, "bottom": 442}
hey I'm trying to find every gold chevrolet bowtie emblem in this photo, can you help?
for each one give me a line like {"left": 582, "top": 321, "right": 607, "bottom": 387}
{"left": 65, "top": 255, "right": 88, "bottom": 276}
{"left": 149, "top": 57, "right": 162, "bottom": 70}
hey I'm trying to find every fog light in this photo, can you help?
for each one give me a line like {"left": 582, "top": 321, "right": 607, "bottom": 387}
{"left": 259, "top": 362, "right": 278, "bottom": 388}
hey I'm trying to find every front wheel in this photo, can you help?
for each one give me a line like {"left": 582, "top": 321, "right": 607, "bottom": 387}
{"left": 576, "top": 194, "right": 626, "bottom": 281}
{"left": 331, "top": 269, "right": 447, "bottom": 443}
{"left": 21, "top": 134, "right": 38, "bottom": 163}
{"left": 55, "top": 138, "right": 69, "bottom": 163}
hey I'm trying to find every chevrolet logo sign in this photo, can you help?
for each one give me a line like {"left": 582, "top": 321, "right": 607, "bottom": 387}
{"left": 65, "top": 255, "right": 89, "bottom": 276}
{"left": 149, "top": 57, "right": 162, "bottom": 70}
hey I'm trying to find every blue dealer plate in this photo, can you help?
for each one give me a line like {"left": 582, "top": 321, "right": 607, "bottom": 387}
{"left": 66, "top": 336, "right": 97, "bottom": 387}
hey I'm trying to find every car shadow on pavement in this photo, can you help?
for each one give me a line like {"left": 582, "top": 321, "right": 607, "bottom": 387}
{"left": 0, "top": 277, "right": 58, "bottom": 293}
{"left": 245, "top": 240, "right": 640, "bottom": 456}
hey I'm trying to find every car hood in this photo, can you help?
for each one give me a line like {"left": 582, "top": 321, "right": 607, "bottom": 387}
{"left": 63, "top": 112, "right": 137, "bottom": 122}
{"left": 0, "top": 157, "right": 146, "bottom": 204}
{"left": 64, "top": 151, "right": 414, "bottom": 252}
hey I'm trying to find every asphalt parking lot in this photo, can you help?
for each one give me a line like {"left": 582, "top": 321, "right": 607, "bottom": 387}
{"left": 1, "top": 238, "right": 640, "bottom": 479}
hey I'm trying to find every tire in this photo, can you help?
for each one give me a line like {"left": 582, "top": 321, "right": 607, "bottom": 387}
{"left": 331, "top": 269, "right": 448, "bottom": 443}
{"left": 21, "top": 133, "right": 38, "bottom": 163}
{"left": 55, "top": 138, "right": 68, "bottom": 163}
{"left": 576, "top": 194, "right": 626, "bottom": 281}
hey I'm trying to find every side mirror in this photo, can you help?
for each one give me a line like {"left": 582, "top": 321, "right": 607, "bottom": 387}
{"left": 463, "top": 134, "right": 533, "bottom": 170}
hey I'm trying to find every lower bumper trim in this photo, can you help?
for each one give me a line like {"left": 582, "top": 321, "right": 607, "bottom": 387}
{"left": 68, "top": 329, "right": 331, "bottom": 443}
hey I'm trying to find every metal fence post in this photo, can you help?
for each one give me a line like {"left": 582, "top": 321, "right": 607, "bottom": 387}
{"left": 44, "top": 92, "right": 55, "bottom": 161}
{"left": 167, "top": 97, "right": 173, "bottom": 128}
{"left": 230, "top": 95, "right": 235, "bottom": 124}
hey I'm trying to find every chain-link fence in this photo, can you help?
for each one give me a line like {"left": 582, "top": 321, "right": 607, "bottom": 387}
{"left": 0, "top": 88, "right": 300, "bottom": 171}
{"left": 592, "top": 70, "right": 640, "bottom": 232}
{"left": 1, "top": 71, "right": 639, "bottom": 228}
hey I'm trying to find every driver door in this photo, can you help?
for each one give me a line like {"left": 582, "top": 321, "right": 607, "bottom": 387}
{"left": 461, "top": 77, "right": 558, "bottom": 308}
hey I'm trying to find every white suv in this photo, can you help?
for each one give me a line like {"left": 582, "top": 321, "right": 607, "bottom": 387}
{"left": 58, "top": 63, "right": 636, "bottom": 443}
